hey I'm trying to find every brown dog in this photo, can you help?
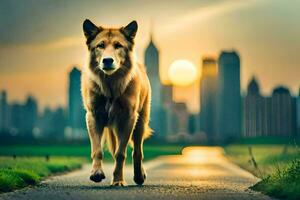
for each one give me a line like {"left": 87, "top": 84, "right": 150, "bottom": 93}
{"left": 81, "top": 19, "right": 152, "bottom": 186}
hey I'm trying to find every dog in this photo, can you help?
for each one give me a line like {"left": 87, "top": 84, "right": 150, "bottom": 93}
{"left": 81, "top": 19, "right": 152, "bottom": 186}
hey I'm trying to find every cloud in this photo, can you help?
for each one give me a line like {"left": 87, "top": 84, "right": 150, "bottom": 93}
{"left": 0, "top": 36, "right": 84, "bottom": 53}
{"left": 159, "top": 0, "right": 261, "bottom": 35}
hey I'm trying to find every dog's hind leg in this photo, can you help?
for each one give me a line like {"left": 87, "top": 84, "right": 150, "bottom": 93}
{"left": 132, "top": 116, "right": 147, "bottom": 185}
{"left": 86, "top": 112, "right": 106, "bottom": 182}
{"left": 132, "top": 94, "right": 151, "bottom": 185}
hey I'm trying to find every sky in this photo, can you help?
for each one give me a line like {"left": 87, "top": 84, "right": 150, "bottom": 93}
{"left": 0, "top": 0, "right": 299, "bottom": 113}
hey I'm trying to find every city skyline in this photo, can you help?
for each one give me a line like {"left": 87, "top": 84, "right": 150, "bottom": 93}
{"left": 1, "top": 0, "right": 300, "bottom": 112}
{"left": 1, "top": 64, "right": 299, "bottom": 140}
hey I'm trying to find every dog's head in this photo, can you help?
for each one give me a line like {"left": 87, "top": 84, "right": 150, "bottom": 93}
{"left": 83, "top": 19, "right": 138, "bottom": 75}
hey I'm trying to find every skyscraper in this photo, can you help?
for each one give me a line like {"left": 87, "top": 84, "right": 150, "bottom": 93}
{"left": 243, "top": 77, "right": 271, "bottom": 137}
{"left": 9, "top": 102, "right": 25, "bottom": 136}
{"left": 217, "top": 51, "right": 241, "bottom": 140}
{"left": 171, "top": 102, "right": 189, "bottom": 134}
{"left": 0, "top": 90, "right": 9, "bottom": 132}
{"left": 271, "top": 87, "right": 296, "bottom": 137}
{"left": 199, "top": 56, "right": 218, "bottom": 142}
{"left": 68, "top": 67, "right": 86, "bottom": 138}
{"left": 144, "top": 32, "right": 165, "bottom": 136}
{"left": 161, "top": 84, "right": 173, "bottom": 135}
{"left": 38, "top": 106, "right": 67, "bottom": 138}
{"left": 23, "top": 96, "right": 38, "bottom": 134}
{"left": 188, "top": 113, "right": 198, "bottom": 135}
{"left": 297, "top": 88, "right": 300, "bottom": 136}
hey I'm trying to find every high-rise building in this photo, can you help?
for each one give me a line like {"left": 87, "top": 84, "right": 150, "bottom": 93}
{"left": 145, "top": 33, "right": 160, "bottom": 109}
{"left": 199, "top": 56, "right": 218, "bottom": 142}
{"left": 188, "top": 113, "right": 198, "bottom": 135}
{"left": 271, "top": 86, "right": 297, "bottom": 137}
{"left": 144, "top": 32, "right": 165, "bottom": 136}
{"left": 217, "top": 51, "right": 241, "bottom": 140}
{"left": 0, "top": 90, "right": 9, "bottom": 132}
{"left": 161, "top": 84, "right": 173, "bottom": 135}
{"left": 161, "top": 84, "right": 173, "bottom": 108}
{"left": 297, "top": 88, "right": 300, "bottom": 136}
{"left": 23, "top": 96, "right": 38, "bottom": 134}
{"left": 68, "top": 67, "right": 86, "bottom": 137}
{"left": 7, "top": 96, "right": 38, "bottom": 137}
{"left": 243, "top": 77, "right": 271, "bottom": 137}
{"left": 9, "top": 103, "right": 24, "bottom": 136}
{"left": 38, "top": 106, "right": 67, "bottom": 138}
{"left": 171, "top": 102, "right": 189, "bottom": 134}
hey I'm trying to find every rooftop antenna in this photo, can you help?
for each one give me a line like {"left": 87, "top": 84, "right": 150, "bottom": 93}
{"left": 150, "top": 18, "right": 154, "bottom": 42}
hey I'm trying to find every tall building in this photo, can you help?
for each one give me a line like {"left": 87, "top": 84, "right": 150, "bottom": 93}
{"left": 297, "top": 88, "right": 300, "bottom": 136}
{"left": 217, "top": 51, "right": 241, "bottom": 140}
{"left": 243, "top": 77, "right": 271, "bottom": 137}
{"left": 144, "top": 32, "right": 165, "bottom": 136}
{"left": 9, "top": 102, "right": 25, "bottom": 136}
{"left": 199, "top": 56, "right": 218, "bottom": 142}
{"left": 188, "top": 113, "right": 198, "bottom": 135}
{"left": 23, "top": 96, "right": 38, "bottom": 134}
{"left": 68, "top": 67, "right": 86, "bottom": 137}
{"left": 0, "top": 90, "right": 9, "bottom": 132}
{"left": 7, "top": 96, "right": 38, "bottom": 137}
{"left": 170, "top": 102, "right": 189, "bottom": 134}
{"left": 271, "top": 87, "right": 297, "bottom": 137}
{"left": 38, "top": 106, "right": 67, "bottom": 138}
{"left": 161, "top": 84, "right": 173, "bottom": 135}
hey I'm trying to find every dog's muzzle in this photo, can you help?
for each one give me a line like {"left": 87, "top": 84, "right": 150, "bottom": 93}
{"left": 102, "top": 58, "right": 115, "bottom": 71}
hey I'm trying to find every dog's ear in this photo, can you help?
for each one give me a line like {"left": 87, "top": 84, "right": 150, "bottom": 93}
{"left": 83, "top": 19, "right": 100, "bottom": 41}
{"left": 122, "top": 20, "right": 138, "bottom": 40}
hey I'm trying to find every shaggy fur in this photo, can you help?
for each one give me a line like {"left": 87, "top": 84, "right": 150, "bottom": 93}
{"left": 81, "top": 19, "right": 151, "bottom": 186}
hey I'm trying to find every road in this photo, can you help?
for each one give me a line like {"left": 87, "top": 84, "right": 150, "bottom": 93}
{"left": 0, "top": 147, "right": 275, "bottom": 200}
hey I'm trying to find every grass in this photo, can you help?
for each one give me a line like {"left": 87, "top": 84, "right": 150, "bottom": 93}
{"left": 251, "top": 159, "right": 300, "bottom": 200}
{"left": 224, "top": 144, "right": 300, "bottom": 199}
{"left": 0, "top": 144, "right": 185, "bottom": 163}
{"left": 0, "top": 157, "right": 86, "bottom": 193}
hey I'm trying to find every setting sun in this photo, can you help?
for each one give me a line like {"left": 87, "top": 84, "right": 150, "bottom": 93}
{"left": 168, "top": 60, "right": 198, "bottom": 86}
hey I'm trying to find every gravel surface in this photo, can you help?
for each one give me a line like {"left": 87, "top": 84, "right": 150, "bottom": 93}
{"left": 0, "top": 147, "right": 276, "bottom": 200}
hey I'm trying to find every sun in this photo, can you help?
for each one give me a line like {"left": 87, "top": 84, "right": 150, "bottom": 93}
{"left": 168, "top": 59, "right": 198, "bottom": 86}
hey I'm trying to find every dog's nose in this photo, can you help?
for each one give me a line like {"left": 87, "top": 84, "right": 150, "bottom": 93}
{"left": 102, "top": 58, "right": 114, "bottom": 69}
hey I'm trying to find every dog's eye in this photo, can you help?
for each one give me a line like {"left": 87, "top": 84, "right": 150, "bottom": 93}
{"left": 114, "top": 42, "right": 123, "bottom": 49}
{"left": 97, "top": 42, "right": 105, "bottom": 49}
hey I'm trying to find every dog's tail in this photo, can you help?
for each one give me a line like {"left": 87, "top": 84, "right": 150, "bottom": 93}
{"left": 144, "top": 125, "right": 153, "bottom": 140}
{"left": 103, "top": 128, "right": 117, "bottom": 156}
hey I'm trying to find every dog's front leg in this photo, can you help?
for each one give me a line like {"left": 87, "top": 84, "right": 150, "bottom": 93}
{"left": 111, "top": 111, "right": 137, "bottom": 186}
{"left": 86, "top": 112, "right": 106, "bottom": 182}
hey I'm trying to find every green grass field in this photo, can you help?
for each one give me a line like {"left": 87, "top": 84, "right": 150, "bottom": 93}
{"left": 0, "top": 157, "right": 86, "bottom": 193}
{"left": 0, "top": 144, "right": 185, "bottom": 163}
{"left": 224, "top": 144, "right": 300, "bottom": 200}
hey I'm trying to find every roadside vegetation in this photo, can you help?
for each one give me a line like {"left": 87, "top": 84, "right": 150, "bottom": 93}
{"left": 251, "top": 159, "right": 300, "bottom": 200}
{"left": 0, "top": 144, "right": 185, "bottom": 163}
{"left": 0, "top": 157, "right": 86, "bottom": 193}
{"left": 225, "top": 143, "right": 300, "bottom": 200}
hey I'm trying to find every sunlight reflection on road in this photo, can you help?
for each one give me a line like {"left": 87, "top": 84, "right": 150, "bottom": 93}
{"left": 146, "top": 146, "right": 230, "bottom": 178}
{"left": 146, "top": 146, "right": 253, "bottom": 180}
{"left": 181, "top": 146, "right": 225, "bottom": 164}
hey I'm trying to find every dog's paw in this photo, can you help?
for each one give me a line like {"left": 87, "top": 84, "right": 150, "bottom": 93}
{"left": 134, "top": 169, "right": 146, "bottom": 185}
{"left": 111, "top": 180, "right": 127, "bottom": 186}
{"left": 90, "top": 170, "right": 106, "bottom": 183}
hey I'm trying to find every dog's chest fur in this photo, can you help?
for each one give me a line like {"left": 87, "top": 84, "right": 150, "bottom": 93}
{"left": 90, "top": 79, "right": 127, "bottom": 126}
